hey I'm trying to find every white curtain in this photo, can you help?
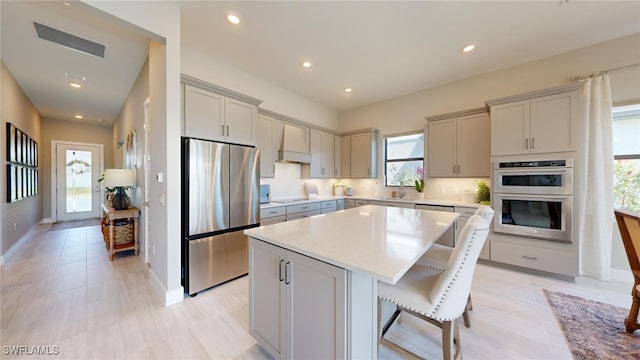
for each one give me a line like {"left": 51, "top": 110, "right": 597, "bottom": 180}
{"left": 578, "top": 74, "right": 613, "bottom": 281}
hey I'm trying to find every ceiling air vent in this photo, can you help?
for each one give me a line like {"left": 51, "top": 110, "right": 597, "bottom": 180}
{"left": 34, "top": 22, "right": 105, "bottom": 58}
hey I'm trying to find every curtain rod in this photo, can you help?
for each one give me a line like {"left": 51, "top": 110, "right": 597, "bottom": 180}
{"left": 570, "top": 62, "right": 640, "bottom": 81}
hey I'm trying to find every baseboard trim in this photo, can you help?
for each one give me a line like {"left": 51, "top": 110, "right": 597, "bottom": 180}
{"left": 1, "top": 224, "right": 40, "bottom": 266}
{"left": 148, "top": 268, "right": 184, "bottom": 306}
{"left": 41, "top": 218, "right": 55, "bottom": 224}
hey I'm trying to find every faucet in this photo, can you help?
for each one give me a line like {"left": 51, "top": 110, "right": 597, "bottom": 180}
{"left": 399, "top": 182, "right": 406, "bottom": 198}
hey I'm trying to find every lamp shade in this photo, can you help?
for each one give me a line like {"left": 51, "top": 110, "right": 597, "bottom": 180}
{"left": 102, "top": 169, "right": 136, "bottom": 188}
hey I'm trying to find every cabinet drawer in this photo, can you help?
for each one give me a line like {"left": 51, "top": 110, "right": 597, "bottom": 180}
{"left": 354, "top": 200, "right": 368, "bottom": 207}
{"left": 321, "top": 206, "right": 337, "bottom": 214}
{"left": 455, "top": 206, "right": 477, "bottom": 217}
{"left": 287, "top": 202, "right": 321, "bottom": 214}
{"left": 491, "top": 241, "right": 577, "bottom": 276}
{"left": 321, "top": 200, "right": 337, "bottom": 209}
{"left": 286, "top": 209, "right": 322, "bottom": 221}
{"left": 261, "top": 216, "right": 286, "bottom": 226}
{"left": 261, "top": 206, "right": 286, "bottom": 219}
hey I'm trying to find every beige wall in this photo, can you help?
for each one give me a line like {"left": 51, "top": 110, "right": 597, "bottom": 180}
{"left": 1, "top": 62, "right": 43, "bottom": 259}
{"left": 40, "top": 118, "right": 113, "bottom": 220}
{"left": 339, "top": 34, "right": 640, "bottom": 275}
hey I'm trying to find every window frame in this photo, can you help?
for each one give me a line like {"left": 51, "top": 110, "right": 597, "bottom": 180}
{"left": 612, "top": 101, "right": 640, "bottom": 212}
{"left": 383, "top": 131, "right": 424, "bottom": 188}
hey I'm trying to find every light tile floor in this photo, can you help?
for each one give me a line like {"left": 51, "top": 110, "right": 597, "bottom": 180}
{"left": 0, "top": 223, "right": 633, "bottom": 359}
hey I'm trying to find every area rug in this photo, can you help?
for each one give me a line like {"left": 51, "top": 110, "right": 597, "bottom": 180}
{"left": 544, "top": 289, "right": 640, "bottom": 359}
{"left": 48, "top": 218, "right": 100, "bottom": 231}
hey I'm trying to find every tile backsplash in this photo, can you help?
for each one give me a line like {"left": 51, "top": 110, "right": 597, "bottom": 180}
{"left": 261, "top": 162, "right": 489, "bottom": 203}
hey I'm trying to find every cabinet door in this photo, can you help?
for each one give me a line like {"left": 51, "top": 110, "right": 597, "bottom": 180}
{"left": 341, "top": 136, "right": 351, "bottom": 178}
{"left": 286, "top": 249, "right": 346, "bottom": 360}
{"left": 321, "top": 132, "right": 335, "bottom": 178}
{"left": 530, "top": 91, "right": 577, "bottom": 154}
{"left": 225, "top": 97, "right": 256, "bottom": 145}
{"left": 490, "top": 100, "right": 529, "bottom": 156}
{"left": 350, "top": 132, "right": 372, "bottom": 178}
{"left": 249, "top": 238, "right": 286, "bottom": 359}
{"left": 184, "top": 85, "right": 224, "bottom": 141}
{"left": 257, "top": 115, "right": 275, "bottom": 178}
{"left": 457, "top": 113, "right": 490, "bottom": 177}
{"left": 428, "top": 118, "right": 457, "bottom": 177}
{"left": 309, "top": 130, "right": 324, "bottom": 177}
{"left": 334, "top": 135, "right": 342, "bottom": 178}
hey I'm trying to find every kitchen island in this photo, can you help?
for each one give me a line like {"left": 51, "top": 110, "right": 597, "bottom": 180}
{"left": 244, "top": 205, "right": 459, "bottom": 359}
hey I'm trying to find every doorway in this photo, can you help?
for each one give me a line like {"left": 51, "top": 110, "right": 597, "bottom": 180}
{"left": 52, "top": 141, "right": 103, "bottom": 221}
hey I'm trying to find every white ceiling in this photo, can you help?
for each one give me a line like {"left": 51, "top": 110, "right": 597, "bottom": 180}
{"left": 2, "top": 1, "right": 640, "bottom": 127}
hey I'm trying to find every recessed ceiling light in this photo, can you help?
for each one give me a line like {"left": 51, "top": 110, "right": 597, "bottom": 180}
{"left": 65, "top": 72, "right": 86, "bottom": 81}
{"left": 462, "top": 44, "right": 476, "bottom": 53}
{"left": 302, "top": 61, "right": 311, "bottom": 68}
{"left": 74, "top": 114, "right": 83, "bottom": 119}
{"left": 344, "top": 88, "right": 353, "bottom": 93}
{"left": 227, "top": 13, "right": 240, "bottom": 25}
{"left": 69, "top": 82, "right": 82, "bottom": 88}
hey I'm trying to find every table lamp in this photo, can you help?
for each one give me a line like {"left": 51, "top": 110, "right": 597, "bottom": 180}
{"left": 102, "top": 169, "right": 136, "bottom": 210}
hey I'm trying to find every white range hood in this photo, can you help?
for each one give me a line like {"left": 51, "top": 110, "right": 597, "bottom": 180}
{"left": 278, "top": 123, "right": 311, "bottom": 163}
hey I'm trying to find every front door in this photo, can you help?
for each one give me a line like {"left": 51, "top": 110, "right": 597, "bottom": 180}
{"left": 55, "top": 142, "right": 102, "bottom": 221}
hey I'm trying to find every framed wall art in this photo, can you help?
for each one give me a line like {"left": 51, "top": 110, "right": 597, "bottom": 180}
{"left": 5, "top": 123, "right": 39, "bottom": 202}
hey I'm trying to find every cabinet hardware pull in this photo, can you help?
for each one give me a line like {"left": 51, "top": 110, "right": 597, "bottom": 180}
{"left": 453, "top": 164, "right": 456, "bottom": 173}
{"left": 269, "top": 211, "right": 277, "bottom": 214}
{"left": 525, "top": 138, "right": 529, "bottom": 149}
{"left": 279, "top": 259, "right": 284, "bottom": 281}
{"left": 522, "top": 255, "right": 537, "bottom": 260}
{"left": 285, "top": 261, "right": 291, "bottom": 284}
{"left": 221, "top": 124, "right": 225, "bottom": 136}
{"left": 531, "top": 137, "right": 535, "bottom": 149}
{"left": 226, "top": 125, "right": 230, "bottom": 137}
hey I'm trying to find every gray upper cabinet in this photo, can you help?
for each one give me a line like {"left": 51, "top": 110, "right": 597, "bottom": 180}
{"left": 487, "top": 84, "right": 580, "bottom": 156}
{"left": 257, "top": 113, "right": 276, "bottom": 178}
{"left": 302, "top": 129, "right": 336, "bottom": 178}
{"left": 343, "top": 129, "right": 378, "bottom": 178}
{"left": 427, "top": 111, "right": 490, "bottom": 178}
{"left": 182, "top": 76, "right": 262, "bottom": 146}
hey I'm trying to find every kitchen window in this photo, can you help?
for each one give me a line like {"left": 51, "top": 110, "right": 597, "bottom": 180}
{"left": 613, "top": 103, "right": 640, "bottom": 212}
{"left": 384, "top": 132, "right": 424, "bottom": 187}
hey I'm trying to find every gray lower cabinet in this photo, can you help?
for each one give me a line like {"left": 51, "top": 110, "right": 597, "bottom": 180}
{"left": 286, "top": 202, "right": 321, "bottom": 221}
{"left": 249, "top": 238, "right": 347, "bottom": 360}
{"left": 321, "top": 200, "right": 337, "bottom": 213}
{"left": 261, "top": 206, "right": 286, "bottom": 225}
{"left": 368, "top": 200, "right": 414, "bottom": 209}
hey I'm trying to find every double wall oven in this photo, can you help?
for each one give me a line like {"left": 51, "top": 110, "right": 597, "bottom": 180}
{"left": 493, "top": 159, "right": 573, "bottom": 243}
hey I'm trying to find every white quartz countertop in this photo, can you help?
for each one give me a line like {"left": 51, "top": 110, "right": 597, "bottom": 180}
{"left": 245, "top": 205, "right": 459, "bottom": 284}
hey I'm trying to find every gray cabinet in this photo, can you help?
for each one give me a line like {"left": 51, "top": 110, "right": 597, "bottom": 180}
{"left": 427, "top": 111, "right": 490, "bottom": 178}
{"left": 261, "top": 206, "right": 286, "bottom": 225}
{"left": 249, "top": 238, "right": 347, "bottom": 360}
{"left": 341, "top": 129, "right": 378, "bottom": 178}
{"left": 488, "top": 87, "right": 579, "bottom": 156}
{"left": 286, "top": 202, "right": 321, "bottom": 221}
{"left": 183, "top": 82, "right": 258, "bottom": 146}
{"left": 303, "top": 129, "right": 336, "bottom": 178}
{"left": 257, "top": 114, "right": 276, "bottom": 178}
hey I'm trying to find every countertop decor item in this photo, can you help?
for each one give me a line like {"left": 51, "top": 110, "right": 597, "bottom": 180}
{"left": 476, "top": 181, "right": 490, "bottom": 205}
{"left": 415, "top": 167, "right": 425, "bottom": 193}
{"left": 101, "top": 169, "right": 136, "bottom": 210}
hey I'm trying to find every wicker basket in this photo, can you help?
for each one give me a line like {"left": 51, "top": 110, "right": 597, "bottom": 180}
{"left": 102, "top": 218, "right": 134, "bottom": 245}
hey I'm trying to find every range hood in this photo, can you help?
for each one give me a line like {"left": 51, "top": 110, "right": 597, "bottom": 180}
{"left": 278, "top": 123, "right": 311, "bottom": 163}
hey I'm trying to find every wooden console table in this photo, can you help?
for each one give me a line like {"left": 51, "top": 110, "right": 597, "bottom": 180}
{"left": 101, "top": 204, "right": 139, "bottom": 260}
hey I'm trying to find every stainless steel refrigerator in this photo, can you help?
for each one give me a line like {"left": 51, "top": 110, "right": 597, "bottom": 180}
{"left": 182, "top": 137, "right": 260, "bottom": 295}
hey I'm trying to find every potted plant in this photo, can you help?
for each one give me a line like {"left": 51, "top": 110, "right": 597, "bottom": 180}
{"left": 415, "top": 167, "right": 425, "bottom": 199}
{"left": 476, "top": 181, "right": 491, "bottom": 205}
